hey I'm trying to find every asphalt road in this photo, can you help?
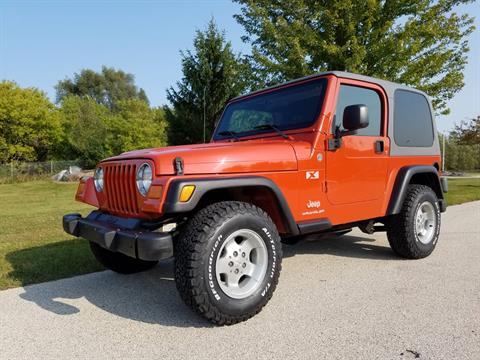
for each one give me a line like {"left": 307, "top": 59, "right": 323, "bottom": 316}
{"left": 1, "top": 201, "right": 479, "bottom": 360}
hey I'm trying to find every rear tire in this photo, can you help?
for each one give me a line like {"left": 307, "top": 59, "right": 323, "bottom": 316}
{"left": 386, "top": 184, "right": 441, "bottom": 259}
{"left": 89, "top": 242, "right": 158, "bottom": 274}
{"left": 174, "top": 201, "right": 282, "bottom": 325}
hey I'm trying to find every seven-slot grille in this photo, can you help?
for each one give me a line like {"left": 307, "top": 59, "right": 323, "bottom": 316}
{"left": 104, "top": 163, "right": 139, "bottom": 216}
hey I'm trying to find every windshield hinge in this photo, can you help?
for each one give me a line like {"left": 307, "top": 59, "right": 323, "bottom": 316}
{"left": 174, "top": 157, "right": 184, "bottom": 175}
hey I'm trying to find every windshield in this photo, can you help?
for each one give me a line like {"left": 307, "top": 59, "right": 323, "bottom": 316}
{"left": 213, "top": 78, "right": 327, "bottom": 140}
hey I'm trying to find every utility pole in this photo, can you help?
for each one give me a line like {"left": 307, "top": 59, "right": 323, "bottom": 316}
{"left": 442, "top": 132, "right": 446, "bottom": 172}
{"left": 203, "top": 86, "right": 206, "bottom": 143}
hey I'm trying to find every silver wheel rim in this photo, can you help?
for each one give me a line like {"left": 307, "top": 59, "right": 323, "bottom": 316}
{"left": 415, "top": 201, "right": 436, "bottom": 244}
{"left": 215, "top": 229, "right": 268, "bottom": 299}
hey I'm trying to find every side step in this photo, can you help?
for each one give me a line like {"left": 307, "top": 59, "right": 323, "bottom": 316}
{"left": 282, "top": 228, "right": 352, "bottom": 245}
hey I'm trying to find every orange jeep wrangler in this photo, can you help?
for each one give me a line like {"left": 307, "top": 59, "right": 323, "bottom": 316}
{"left": 64, "top": 71, "right": 448, "bottom": 325}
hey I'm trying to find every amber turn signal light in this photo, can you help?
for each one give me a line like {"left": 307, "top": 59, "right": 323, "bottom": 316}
{"left": 179, "top": 185, "right": 195, "bottom": 202}
{"left": 148, "top": 185, "right": 163, "bottom": 199}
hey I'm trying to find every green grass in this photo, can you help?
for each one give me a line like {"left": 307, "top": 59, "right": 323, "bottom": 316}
{"left": 0, "top": 178, "right": 479, "bottom": 290}
{"left": 0, "top": 181, "right": 102, "bottom": 290}
{"left": 445, "top": 178, "right": 480, "bottom": 206}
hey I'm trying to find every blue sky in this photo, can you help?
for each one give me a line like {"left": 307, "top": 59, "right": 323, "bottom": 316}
{"left": 0, "top": 0, "right": 478, "bottom": 133}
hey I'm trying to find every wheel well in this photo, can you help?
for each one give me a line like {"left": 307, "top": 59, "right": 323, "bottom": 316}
{"left": 197, "top": 186, "right": 290, "bottom": 235}
{"left": 409, "top": 172, "right": 443, "bottom": 200}
{"left": 387, "top": 165, "right": 444, "bottom": 215}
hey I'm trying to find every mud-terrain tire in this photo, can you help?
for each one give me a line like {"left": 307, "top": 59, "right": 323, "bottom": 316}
{"left": 89, "top": 242, "right": 158, "bottom": 274}
{"left": 174, "top": 201, "right": 282, "bottom": 325}
{"left": 386, "top": 184, "right": 441, "bottom": 259}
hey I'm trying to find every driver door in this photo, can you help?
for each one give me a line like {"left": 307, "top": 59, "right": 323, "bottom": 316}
{"left": 325, "top": 80, "right": 389, "bottom": 205}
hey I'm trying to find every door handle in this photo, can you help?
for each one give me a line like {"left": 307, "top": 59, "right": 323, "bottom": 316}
{"left": 374, "top": 140, "right": 384, "bottom": 154}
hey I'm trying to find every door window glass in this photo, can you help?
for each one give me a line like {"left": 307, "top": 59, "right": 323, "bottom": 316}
{"left": 334, "top": 85, "right": 382, "bottom": 136}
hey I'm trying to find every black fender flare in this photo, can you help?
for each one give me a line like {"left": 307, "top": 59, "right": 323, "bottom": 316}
{"left": 387, "top": 165, "right": 446, "bottom": 215}
{"left": 163, "top": 176, "right": 300, "bottom": 235}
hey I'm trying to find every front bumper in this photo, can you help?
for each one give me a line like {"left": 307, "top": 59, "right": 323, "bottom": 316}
{"left": 63, "top": 211, "right": 173, "bottom": 261}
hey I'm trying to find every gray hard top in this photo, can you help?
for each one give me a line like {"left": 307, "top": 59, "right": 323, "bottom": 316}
{"left": 232, "top": 71, "right": 439, "bottom": 157}
{"left": 232, "top": 71, "right": 429, "bottom": 101}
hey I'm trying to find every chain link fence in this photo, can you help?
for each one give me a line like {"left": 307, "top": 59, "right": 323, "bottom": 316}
{"left": 0, "top": 160, "right": 83, "bottom": 183}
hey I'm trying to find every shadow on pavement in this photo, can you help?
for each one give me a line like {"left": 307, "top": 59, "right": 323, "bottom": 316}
{"left": 16, "top": 258, "right": 213, "bottom": 328}
{"left": 283, "top": 233, "right": 398, "bottom": 260}
{"left": 11, "top": 233, "right": 397, "bottom": 327}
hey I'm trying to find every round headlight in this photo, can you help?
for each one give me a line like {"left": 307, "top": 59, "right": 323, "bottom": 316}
{"left": 136, "top": 163, "right": 153, "bottom": 197}
{"left": 94, "top": 167, "right": 104, "bottom": 192}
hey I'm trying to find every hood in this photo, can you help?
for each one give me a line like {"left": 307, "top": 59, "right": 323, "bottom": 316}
{"left": 103, "top": 141, "right": 298, "bottom": 175}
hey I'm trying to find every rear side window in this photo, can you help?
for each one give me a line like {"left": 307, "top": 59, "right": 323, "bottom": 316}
{"left": 394, "top": 90, "right": 434, "bottom": 147}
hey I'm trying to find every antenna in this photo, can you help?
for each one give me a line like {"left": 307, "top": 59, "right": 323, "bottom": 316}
{"left": 203, "top": 86, "right": 206, "bottom": 143}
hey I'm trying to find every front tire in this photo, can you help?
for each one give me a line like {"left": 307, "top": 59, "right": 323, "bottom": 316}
{"left": 174, "top": 201, "right": 282, "bottom": 325}
{"left": 89, "top": 242, "right": 158, "bottom": 274}
{"left": 386, "top": 184, "right": 441, "bottom": 259}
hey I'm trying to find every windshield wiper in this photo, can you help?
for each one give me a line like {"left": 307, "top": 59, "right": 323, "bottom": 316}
{"left": 218, "top": 130, "right": 240, "bottom": 141}
{"left": 254, "top": 124, "right": 289, "bottom": 139}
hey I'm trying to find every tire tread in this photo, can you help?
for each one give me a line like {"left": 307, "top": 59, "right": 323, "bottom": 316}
{"left": 174, "top": 201, "right": 282, "bottom": 325}
{"left": 386, "top": 184, "right": 440, "bottom": 259}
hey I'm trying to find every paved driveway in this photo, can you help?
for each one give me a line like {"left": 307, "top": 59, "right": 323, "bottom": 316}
{"left": 1, "top": 201, "right": 479, "bottom": 359}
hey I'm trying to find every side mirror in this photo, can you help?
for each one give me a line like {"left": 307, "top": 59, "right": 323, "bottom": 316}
{"left": 328, "top": 104, "right": 370, "bottom": 151}
{"left": 341, "top": 104, "right": 369, "bottom": 135}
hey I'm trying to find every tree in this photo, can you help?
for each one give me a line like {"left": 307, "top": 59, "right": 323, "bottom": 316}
{"left": 56, "top": 66, "right": 149, "bottom": 110}
{"left": 59, "top": 96, "right": 111, "bottom": 168}
{"left": 0, "top": 81, "right": 62, "bottom": 162}
{"left": 59, "top": 96, "right": 168, "bottom": 168}
{"left": 165, "top": 19, "right": 249, "bottom": 145}
{"left": 234, "top": 0, "right": 475, "bottom": 114}
{"left": 105, "top": 99, "right": 167, "bottom": 155}
{"left": 440, "top": 131, "right": 479, "bottom": 171}
{"left": 451, "top": 115, "right": 480, "bottom": 145}
{"left": 456, "top": 144, "right": 478, "bottom": 170}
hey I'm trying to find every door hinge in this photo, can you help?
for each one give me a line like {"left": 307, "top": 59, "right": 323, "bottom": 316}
{"left": 327, "top": 138, "right": 342, "bottom": 151}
